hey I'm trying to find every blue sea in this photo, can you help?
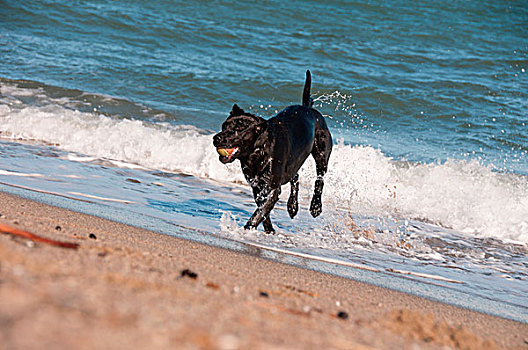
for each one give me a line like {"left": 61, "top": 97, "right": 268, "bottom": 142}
{"left": 1, "top": 1, "right": 527, "bottom": 322}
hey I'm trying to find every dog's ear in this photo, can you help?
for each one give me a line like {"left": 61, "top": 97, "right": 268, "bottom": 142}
{"left": 230, "top": 104, "right": 246, "bottom": 117}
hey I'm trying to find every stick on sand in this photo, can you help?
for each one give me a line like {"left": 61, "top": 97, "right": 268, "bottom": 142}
{"left": 0, "top": 223, "right": 79, "bottom": 249}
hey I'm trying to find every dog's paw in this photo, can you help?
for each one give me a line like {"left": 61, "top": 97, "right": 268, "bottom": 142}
{"left": 287, "top": 199, "right": 298, "bottom": 219}
{"left": 264, "top": 227, "right": 275, "bottom": 234}
{"left": 244, "top": 223, "right": 256, "bottom": 231}
{"left": 310, "top": 199, "right": 322, "bottom": 218}
{"left": 263, "top": 218, "right": 275, "bottom": 234}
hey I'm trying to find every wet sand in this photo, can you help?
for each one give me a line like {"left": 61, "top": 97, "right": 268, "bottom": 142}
{"left": 0, "top": 191, "right": 526, "bottom": 349}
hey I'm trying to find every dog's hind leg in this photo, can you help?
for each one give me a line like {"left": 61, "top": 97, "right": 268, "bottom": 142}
{"left": 287, "top": 174, "right": 299, "bottom": 219}
{"left": 310, "top": 118, "right": 332, "bottom": 218}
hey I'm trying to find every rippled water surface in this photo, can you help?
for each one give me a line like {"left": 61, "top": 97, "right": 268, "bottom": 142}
{"left": 1, "top": 0, "right": 527, "bottom": 322}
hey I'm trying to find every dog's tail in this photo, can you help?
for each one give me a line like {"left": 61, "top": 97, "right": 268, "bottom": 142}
{"left": 302, "top": 70, "right": 313, "bottom": 107}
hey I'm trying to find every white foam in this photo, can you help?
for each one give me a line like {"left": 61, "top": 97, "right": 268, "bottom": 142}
{"left": 302, "top": 141, "right": 528, "bottom": 243}
{"left": 68, "top": 191, "right": 135, "bottom": 204}
{"left": 1, "top": 96, "right": 527, "bottom": 243}
{"left": 64, "top": 154, "right": 98, "bottom": 162}
{"left": 0, "top": 103, "right": 245, "bottom": 183}
{"left": 0, "top": 169, "right": 44, "bottom": 177}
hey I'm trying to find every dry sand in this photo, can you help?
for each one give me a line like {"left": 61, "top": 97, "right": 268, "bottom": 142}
{"left": 0, "top": 191, "right": 526, "bottom": 349}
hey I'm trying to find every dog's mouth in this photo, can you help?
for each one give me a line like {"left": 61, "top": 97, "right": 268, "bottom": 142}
{"left": 216, "top": 147, "right": 240, "bottom": 163}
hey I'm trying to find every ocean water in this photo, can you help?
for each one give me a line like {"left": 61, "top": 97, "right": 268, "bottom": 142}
{"left": 1, "top": 1, "right": 527, "bottom": 321}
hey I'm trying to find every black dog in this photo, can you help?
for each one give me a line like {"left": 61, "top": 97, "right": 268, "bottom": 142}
{"left": 213, "top": 70, "right": 332, "bottom": 233}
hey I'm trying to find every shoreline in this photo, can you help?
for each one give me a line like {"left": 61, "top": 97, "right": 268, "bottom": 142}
{"left": 1, "top": 191, "right": 526, "bottom": 349}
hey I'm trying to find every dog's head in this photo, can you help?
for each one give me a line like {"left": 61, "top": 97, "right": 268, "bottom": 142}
{"left": 213, "top": 104, "right": 265, "bottom": 164}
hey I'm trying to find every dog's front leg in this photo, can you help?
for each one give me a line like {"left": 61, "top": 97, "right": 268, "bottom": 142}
{"left": 245, "top": 187, "right": 281, "bottom": 232}
{"left": 250, "top": 186, "right": 275, "bottom": 233}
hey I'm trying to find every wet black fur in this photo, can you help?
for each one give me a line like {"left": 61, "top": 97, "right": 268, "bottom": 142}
{"left": 213, "top": 70, "right": 332, "bottom": 233}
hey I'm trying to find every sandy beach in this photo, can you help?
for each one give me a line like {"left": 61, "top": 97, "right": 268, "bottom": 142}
{"left": 0, "top": 190, "right": 526, "bottom": 349}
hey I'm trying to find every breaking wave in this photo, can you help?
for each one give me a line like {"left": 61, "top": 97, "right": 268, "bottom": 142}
{"left": 1, "top": 81, "right": 527, "bottom": 243}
